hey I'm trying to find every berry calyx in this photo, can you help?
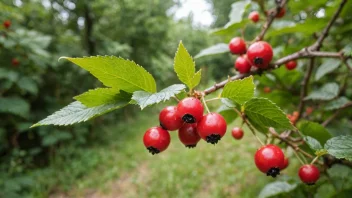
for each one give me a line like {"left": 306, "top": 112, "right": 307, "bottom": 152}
{"left": 177, "top": 97, "right": 204, "bottom": 124}
{"left": 159, "top": 106, "right": 183, "bottom": 131}
{"left": 276, "top": 8, "right": 286, "bottom": 18}
{"left": 229, "top": 37, "right": 247, "bottom": 55}
{"left": 280, "top": 157, "right": 289, "bottom": 170}
{"left": 143, "top": 126, "right": 170, "bottom": 155}
{"left": 285, "top": 60, "right": 297, "bottom": 70}
{"left": 248, "top": 11, "right": 260, "bottom": 23}
{"left": 197, "top": 113, "right": 227, "bottom": 144}
{"left": 235, "top": 55, "right": 251, "bottom": 74}
{"left": 254, "top": 144, "right": 285, "bottom": 178}
{"left": 11, "top": 58, "right": 19, "bottom": 67}
{"left": 298, "top": 164, "right": 320, "bottom": 185}
{"left": 3, "top": 20, "right": 11, "bottom": 29}
{"left": 247, "top": 41, "right": 273, "bottom": 68}
{"left": 178, "top": 123, "right": 200, "bottom": 148}
{"left": 231, "top": 127, "right": 244, "bottom": 140}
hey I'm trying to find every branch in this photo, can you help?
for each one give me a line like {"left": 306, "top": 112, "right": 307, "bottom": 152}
{"left": 309, "top": 0, "right": 348, "bottom": 51}
{"left": 297, "top": 58, "right": 315, "bottom": 120}
{"left": 321, "top": 102, "right": 352, "bottom": 127}
{"left": 256, "top": 0, "right": 288, "bottom": 41}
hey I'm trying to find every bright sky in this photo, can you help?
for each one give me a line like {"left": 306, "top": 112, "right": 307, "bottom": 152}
{"left": 171, "top": 0, "right": 214, "bottom": 27}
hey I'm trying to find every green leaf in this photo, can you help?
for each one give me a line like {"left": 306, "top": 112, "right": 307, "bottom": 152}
{"left": 61, "top": 56, "right": 156, "bottom": 93}
{"left": 132, "top": 84, "right": 186, "bottom": 109}
{"left": 17, "top": 77, "right": 38, "bottom": 95}
{"left": 324, "top": 135, "right": 352, "bottom": 161}
{"left": 226, "top": 1, "right": 251, "bottom": 26}
{"left": 211, "top": 20, "right": 249, "bottom": 36}
{"left": 305, "top": 83, "right": 339, "bottom": 101}
{"left": 258, "top": 181, "right": 297, "bottom": 198}
{"left": 194, "top": 43, "right": 229, "bottom": 59}
{"left": 74, "top": 88, "right": 131, "bottom": 107}
{"left": 173, "top": 42, "right": 201, "bottom": 90}
{"left": 304, "top": 136, "right": 323, "bottom": 151}
{"left": 0, "top": 68, "right": 19, "bottom": 82}
{"left": 315, "top": 59, "right": 341, "bottom": 81}
{"left": 266, "top": 19, "right": 326, "bottom": 38}
{"left": 244, "top": 98, "right": 293, "bottom": 133}
{"left": 0, "top": 97, "right": 29, "bottom": 118}
{"left": 217, "top": 105, "right": 237, "bottom": 124}
{"left": 31, "top": 100, "right": 129, "bottom": 127}
{"left": 299, "top": 121, "right": 332, "bottom": 145}
{"left": 221, "top": 76, "right": 255, "bottom": 105}
{"left": 325, "top": 97, "right": 351, "bottom": 111}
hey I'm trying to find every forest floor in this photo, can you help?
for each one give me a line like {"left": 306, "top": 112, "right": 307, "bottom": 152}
{"left": 33, "top": 105, "right": 299, "bottom": 198}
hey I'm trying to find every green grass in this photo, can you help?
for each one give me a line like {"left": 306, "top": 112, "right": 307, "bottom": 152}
{"left": 27, "top": 105, "right": 300, "bottom": 198}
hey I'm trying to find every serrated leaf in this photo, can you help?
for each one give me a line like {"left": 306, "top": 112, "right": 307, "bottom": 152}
{"left": 315, "top": 59, "right": 341, "bottom": 81}
{"left": 217, "top": 105, "right": 237, "bottom": 124}
{"left": 324, "top": 135, "right": 352, "bottom": 161}
{"left": 299, "top": 121, "right": 332, "bottom": 145}
{"left": 305, "top": 83, "right": 339, "bottom": 101}
{"left": 325, "top": 97, "right": 351, "bottom": 111}
{"left": 61, "top": 56, "right": 156, "bottom": 93}
{"left": 74, "top": 88, "right": 131, "bottom": 107}
{"left": 17, "top": 77, "right": 38, "bottom": 95}
{"left": 244, "top": 98, "right": 293, "bottom": 133}
{"left": 304, "top": 136, "right": 323, "bottom": 151}
{"left": 174, "top": 42, "right": 201, "bottom": 90}
{"left": 195, "top": 43, "right": 229, "bottom": 59}
{"left": 0, "top": 97, "right": 29, "bottom": 118}
{"left": 221, "top": 76, "right": 255, "bottom": 105}
{"left": 258, "top": 181, "right": 297, "bottom": 198}
{"left": 132, "top": 84, "right": 186, "bottom": 109}
{"left": 31, "top": 100, "right": 129, "bottom": 127}
{"left": 226, "top": 1, "right": 251, "bottom": 26}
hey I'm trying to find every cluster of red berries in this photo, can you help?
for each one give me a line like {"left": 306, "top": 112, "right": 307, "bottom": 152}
{"left": 3, "top": 20, "right": 11, "bottom": 29}
{"left": 255, "top": 144, "right": 320, "bottom": 184}
{"left": 229, "top": 38, "right": 273, "bottom": 73}
{"left": 143, "top": 97, "right": 227, "bottom": 155}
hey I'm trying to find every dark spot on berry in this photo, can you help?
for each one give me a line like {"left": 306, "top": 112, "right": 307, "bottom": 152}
{"left": 254, "top": 57, "right": 264, "bottom": 65}
{"left": 182, "top": 114, "right": 196, "bottom": 123}
{"left": 147, "top": 146, "right": 160, "bottom": 155}
{"left": 306, "top": 182, "right": 316, "bottom": 186}
{"left": 185, "top": 144, "right": 197, "bottom": 148}
{"left": 206, "top": 134, "right": 221, "bottom": 144}
{"left": 159, "top": 122, "right": 167, "bottom": 130}
{"left": 266, "top": 167, "right": 280, "bottom": 178}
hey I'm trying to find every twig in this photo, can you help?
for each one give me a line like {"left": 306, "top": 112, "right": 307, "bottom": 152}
{"left": 297, "top": 58, "right": 315, "bottom": 120}
{"left": 322, "top": 102, "right": 352, "bottom": 127}
{"left": 255, "top": 0, "right": 288, "bottom": 41}
{"left": 309, "top": 0, "right": 348, "bottom": 51}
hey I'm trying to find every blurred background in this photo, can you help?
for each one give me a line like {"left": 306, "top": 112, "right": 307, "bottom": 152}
{"left": 1, "top": 0, "right": 352, "bottom": 197}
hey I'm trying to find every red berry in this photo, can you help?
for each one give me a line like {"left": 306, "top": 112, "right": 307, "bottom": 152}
{"left": 177, "top": 97, "right": 203, "bottom": 124}
{"left": 143, "top": 126, "right": 170, "bottom": 155}
{"left": 235, "top": 55, "right": 251, "bottom": 74}
{"left": 276, "top": 8, "right": 286, "bottom": 18}
{"left": 229, "top": 37, "right": 247, "bottom": 55}
{"left": 306, "top": 107, "right": 313, "bottom": 116}
{"left": 298, "top": 164, "right": 320, "bottom": 185}
{"left": 247, "top": 41, "right": 273, "bottom": 68}
{"left": 254, "top": 144, "right": 285, "bottom": 177}
{"left": 285, "top": 60, "right": 297, "bottom": 70}
{"left": 231, "top": 127, "right": 244, "bottom": 140}
{"left": 3, "top": 20, "right": 11, "bottom": 29}
{"left": 197, "top": 113, "right": 227, "bottom": 144}
{"left": 280, "top": 158, "right": 289, "bottom": 170}
{"left": 248, "top": 11, "right": 260, "bottom": 23}
{"left": 159, "top": 106, "right": 183, "bottom": 131}
{"left": 263, "top": 87, "right": 271, "bottom": 93}
{"left": 178, "top": 123, "right": 200, "bottom": 148}
{"left": 11, "top": 58, "right": 19, "bottom": 67}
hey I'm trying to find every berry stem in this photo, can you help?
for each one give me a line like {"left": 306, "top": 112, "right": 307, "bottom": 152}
{"left": 205, "top": 97, "right": 220, "bottom": 103}
{"left": 310, "top": 156, "right": 319, "bottom": 165}
{"left": 292, "top": 148, "right": 305, "bottom": 165}
{"left": 201, "top": 96, "right": 211, "bottom": 114}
